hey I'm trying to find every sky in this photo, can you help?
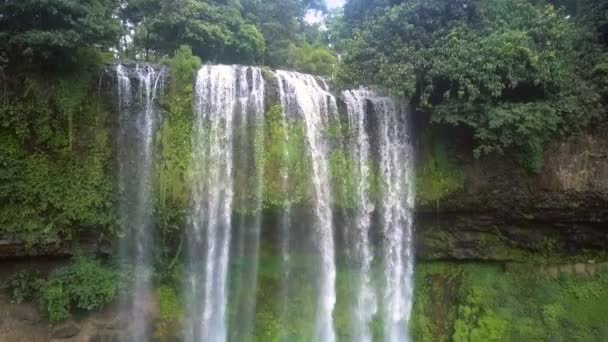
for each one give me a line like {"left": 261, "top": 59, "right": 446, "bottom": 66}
{"left": 305, "top": 0, "right": 345, "bottom": 24}
{"left": 326, "top": 0, "right": 346, "bottom": 9}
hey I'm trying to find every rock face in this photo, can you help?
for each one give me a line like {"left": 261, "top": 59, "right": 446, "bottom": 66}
{"left": 0, "top": 294, "right": 147, "bottom": 342}
{"left": 416, "top": 130, "right": 608, "bottom": 261}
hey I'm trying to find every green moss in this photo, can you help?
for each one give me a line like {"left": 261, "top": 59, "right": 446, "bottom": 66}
{"left": 155, "top": 285, "right": 183, "bottom": 340}
{"left": 260, "top": 104, "right": 311, "bottom": 209}
{"left": 416, "top": 128, "right": 464, "bottom": 207}
{"left": 413, "top": 262, "right": 608, "bottom": 341}
{"left": 0, "top": 51, "right": 115, "bottom": 242}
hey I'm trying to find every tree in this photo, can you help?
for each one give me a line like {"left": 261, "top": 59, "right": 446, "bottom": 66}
{"left": 338, "top": 0, "right": 605, "bottom": 171}
{"left": 242, "top": 0, "right": 328, "bottom": 67}
{"left": 121, "top": 0, "right": 265, "bottom": 64}
{"left": 286, "top": 43, "right": 336, "bottom": 76}
{"left": 0, "top": 0, "right": 120, "bottom": 68}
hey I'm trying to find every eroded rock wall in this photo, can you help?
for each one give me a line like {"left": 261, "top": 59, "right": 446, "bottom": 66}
{"left": 416, "top": 130, "right": 608, "bottom": 261}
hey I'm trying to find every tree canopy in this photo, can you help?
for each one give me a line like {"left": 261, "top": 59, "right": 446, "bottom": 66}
{"left": 337, "top": 0, "right": 607, "bottom": 170}
{"left": 1, "top": 0, "right": 607, "bottom": 170}
{"left": 0, "top": 0, "right": 119, "bottom": 68}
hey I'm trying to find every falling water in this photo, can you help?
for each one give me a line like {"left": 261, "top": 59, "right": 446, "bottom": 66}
{"left": 276, "top": 75, "right": 294, "bottom": 333}
{"left": 374, "top": 97, "right": 415, "bottom": 342}
{"left": 342, "top": 89, "right": 377, "bottom": 342}
{"left": 275, "top": 70, "right": 338, "bottom": 342}
{"left": 115, "top": 63, "right": 165, "bottom": 341}
{"left": 186, "top": 65, "right": 265, "bottom": 342}
{"left": 230, "top": 65, "right": 265, "bottom": 342}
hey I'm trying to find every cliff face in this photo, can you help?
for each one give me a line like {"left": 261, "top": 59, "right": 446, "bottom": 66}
{"left": 416, "top": 130, "right": 608, "bottom": 261}
{"left": 1, "top": 66, "right": 605, "bottom": 262}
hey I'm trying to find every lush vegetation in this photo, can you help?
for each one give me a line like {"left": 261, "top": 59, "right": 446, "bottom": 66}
{"left": 1, "top": 0, "right": 608, "bottom": 339}
{"left": 336, "top": 0, "right": 608, "bottom": 171}
{"left": 412, "top": 262, "right": 608, "bottom": 341}
{"left": 4, "top": 257, "right": 118, "bottom": 322}
{"left": 0, "top": 50, "right": 115, "bottom": 242}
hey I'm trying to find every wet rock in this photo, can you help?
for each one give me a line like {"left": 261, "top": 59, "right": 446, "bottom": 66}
{"left": 559, "top": 264, "right": 573, "bottom": 275}
{"left": 415, "top": 131, "right": 608, "bottom": 261}
{"left": 51, "top": 320, "right": 80, "bottom": 339}
{"left": 574, "top": 263, "right": 587, "bottom": 275}
{"left": 11, "top": 303, "right": 41, "bottom": 324}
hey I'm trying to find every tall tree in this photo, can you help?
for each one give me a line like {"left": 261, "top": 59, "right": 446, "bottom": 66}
{"left": 0, "top": 0, "right": 120, "bottom": 69}
{"left": 242, "top": 0, "right": 328, "bottom": 67}
{"left": 121, "top": 0, "right": 265, "bottom": 64}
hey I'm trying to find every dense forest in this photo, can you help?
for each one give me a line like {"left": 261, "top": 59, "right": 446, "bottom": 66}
{"left": 1, "top": 0, "right": 608, "bottom": 341}
{"left": 2, "top": 0, "right": 607, "bottom": 239}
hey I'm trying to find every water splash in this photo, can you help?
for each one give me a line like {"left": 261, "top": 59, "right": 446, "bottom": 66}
{"left": 115, "top": 63, "right": 165, "bottom": 341}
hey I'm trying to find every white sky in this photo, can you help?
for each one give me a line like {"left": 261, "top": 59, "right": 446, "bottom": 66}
{"left": 326, "top": 0, "right": 346, "bottom": 9}
{"left": 305, "top": 0, "right": 345, "bottom": 24}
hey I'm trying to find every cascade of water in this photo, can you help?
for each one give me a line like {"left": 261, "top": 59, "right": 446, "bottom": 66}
{"left": 277, "top": 72, "right": 294, "bottom": 334}
{"left": 187, "top": 65, "right": 265, "bottom": 342}
{"left": 229, "top": 66, "right": 266, "bottom": 342}
{"left": 374, "top": 97, "right": 415, "bottom": 342}
{"left": 115, "top": 63, "right": 165, "bottom": 341}
{"left": 341, "top": 89, "right": 415, "bottom": 342}
{"left": 342, "top": 89, "right": 378, "bottom": 342}
{"left": 275, "top": 70, "right": 338, "bottom": 342}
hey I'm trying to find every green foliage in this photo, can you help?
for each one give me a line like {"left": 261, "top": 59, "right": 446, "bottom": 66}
{"left": 154, "top": 285, "right": 183, "bottom": 340}
{"left": 339, "top": 0, "right": 607, "bottom": 170}
{"left": 261, "top": 105, "right": 311, "bottom": 208}
{"left": 156, "top": 46, "right": 199, "bottom": 231}
{"left": 6, "top": 258, "right": 117, "bottom": 323}
{"left": 416, "top": 129, "right": 464, "bottom": 206}
{"left": 243, "top": 0, "right": 328, "bottom": 68}
{"left": 328, "top": 149, "right": 357, "bottom": 209}
{"left": 412, "top": 262, "right": 608, "bottom": 342}
{"left": 41, "top": 258, "right": 117, "bottom": 322}
{"left": 0, "top": 51, "right": 115, "bottom": 242}
{"left": 6, "top": 270, "right": 45, "bottom": 304}
{"left": 286, "top": 43, "right": 336, "bottom": 76}
{"left": 0, "top": 0, "right": 119, "bottom": 68}
{"left": 42, "top": 283, "right": 71, "bottom": 322}
{"left": 120, "top": 0, "right": 265, "bottom": 64}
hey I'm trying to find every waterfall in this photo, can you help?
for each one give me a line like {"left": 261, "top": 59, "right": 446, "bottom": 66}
{"left": 275, "top": 70, "right": 338, "bottom": 342}
{"left": 115, "top": 63, "right": 165, "bottom": 341}
{"left": 186, "top": 65, "right": 265, "bottom": 342}
{"left": 342, "top": 89, "right": 377, "bottom": 342}
{"left": 374, "top": 97, "right": 415, "bottom": 342}
{"left": 110, "top": 62, "right": 415, "bottom": 341}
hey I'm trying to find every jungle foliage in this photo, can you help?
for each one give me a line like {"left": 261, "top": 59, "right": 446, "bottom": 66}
{"left": 0, "top": 49, "right": 115, "bottom": 242}
{"left": 337, "top": 0, "right": 608, "bottom": 171}
{"left": 4, "top": 257, "right": 118, "bottom": 322}
{"left": 412, "top": 262, "right": 608, "bottom": 342}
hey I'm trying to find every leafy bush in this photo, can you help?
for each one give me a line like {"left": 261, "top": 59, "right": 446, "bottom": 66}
{"left": 6, "top": 270, "right": 44, "bottom": 304}
{"left": 42, "top": 282, "right": 71, "bottom": 322}
{"left": 6, "top": 258, "right": 118, "bottom": 322}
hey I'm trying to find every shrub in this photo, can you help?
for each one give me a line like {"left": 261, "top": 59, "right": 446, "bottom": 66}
{"left": 6, "top": 257, "right": 118, "bottom": 322}
{"left": 6, "top": 270, "right": 44, "bottom": 303}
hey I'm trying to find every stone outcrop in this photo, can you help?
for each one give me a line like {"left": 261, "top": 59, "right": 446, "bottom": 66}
{"left": 0, "top": 293, "right": 161, "bottom": 342}
{"left": 416, "top": 130, "right": 608, "bottom": 261}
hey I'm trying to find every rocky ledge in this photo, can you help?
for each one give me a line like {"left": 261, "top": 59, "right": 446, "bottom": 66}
{"left": 416, "top": 130, "right": 608, "bottom": 261}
